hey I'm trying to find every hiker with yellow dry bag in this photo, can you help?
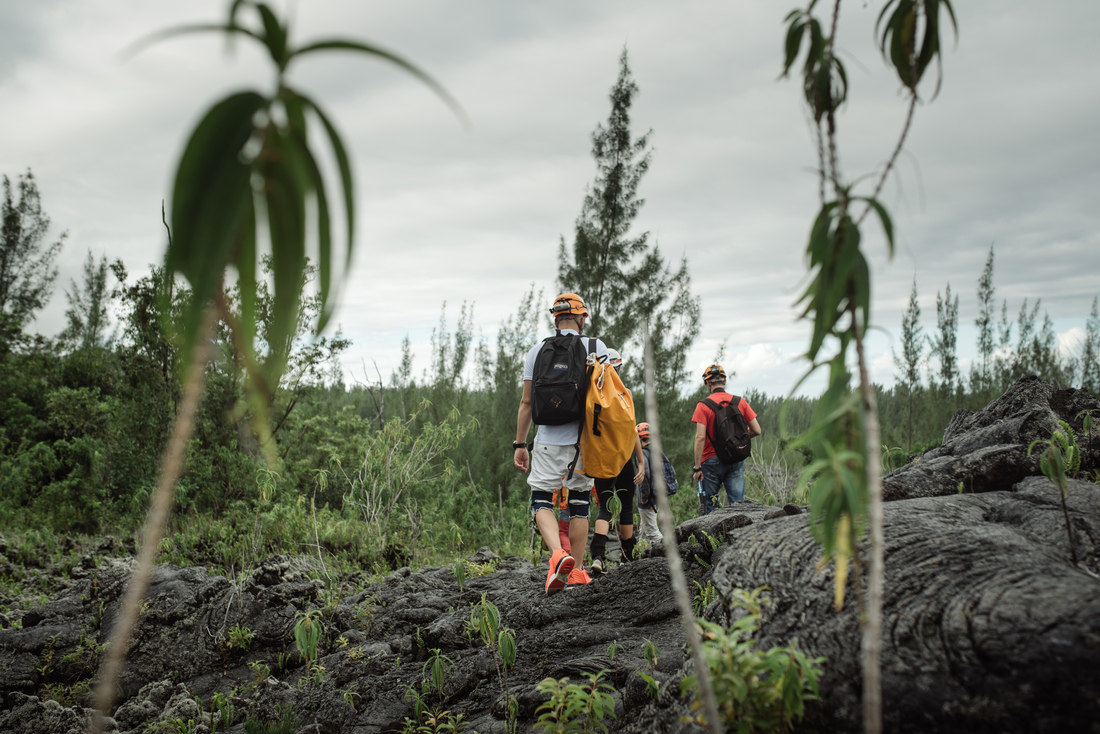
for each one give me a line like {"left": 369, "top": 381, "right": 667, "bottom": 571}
{"left": 514, "top": 293, "right": 608, "bottom": 593}
{"left": 586, "top": 348, "right": 644, "bottom": 574}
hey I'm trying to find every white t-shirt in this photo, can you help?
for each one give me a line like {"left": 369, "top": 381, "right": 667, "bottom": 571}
{"left": 523, "top": 329, "right": 609, "bottom": 446}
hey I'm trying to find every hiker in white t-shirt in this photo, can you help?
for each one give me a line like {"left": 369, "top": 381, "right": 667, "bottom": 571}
{"left": 514, "top": 293, "right": 608, "bottom": 594}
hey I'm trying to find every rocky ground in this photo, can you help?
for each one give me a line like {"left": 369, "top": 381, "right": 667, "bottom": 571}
{"left": 1, "top": 376, "right": 1098, "bottom": 733}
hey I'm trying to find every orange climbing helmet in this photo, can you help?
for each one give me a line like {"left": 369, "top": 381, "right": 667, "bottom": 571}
{"left": 636, "top": 422, "right": 651, "bottom": 439}
{"left": 549, "top": 293, "right": 588, "bottom": 318}
{"left": 702, "top": 364, "right": 726, "bottom": 383}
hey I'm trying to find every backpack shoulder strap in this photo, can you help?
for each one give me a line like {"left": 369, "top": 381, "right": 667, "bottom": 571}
{"left": 698, "top": 397, "right": 720, "bottom": 449}
{"left": 566, "top": 336, "right": 595, "bottom": 481}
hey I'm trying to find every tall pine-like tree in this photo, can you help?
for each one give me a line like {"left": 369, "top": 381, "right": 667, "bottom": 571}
{"left": 60, "top": 250, "right": 116, "bottom": 351}
{"left": 931, "top": 282, "right": 959, "bottom": 392}
{"left": 1, "top": 170, "right": 66, "bottom": 355}
{"left": 892, "top": 277, "right": 924, "bottom": 450}
{"left": 557, "top": 48, "right": 700, "bottom": 395}
{"left": 1081, "top": 297, "right": 1099, "bottom": 396}
{"left": 972, "top": 245, "right": 996, "bottom": 395}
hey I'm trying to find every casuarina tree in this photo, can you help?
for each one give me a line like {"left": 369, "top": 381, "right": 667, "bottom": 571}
{"left": 973, "top": 244, "right": 996, "bottom": 396}
{"left": 931, "top": 281, "right": 959, "bottom": 392}
{"left": 892, "top": 277, "right": 924, "bottom": 450}
{"left": 0, "top": 170, "right": 67, "bottom": 355}
{"left": 1082, "top": 297, "right": 1100, "bottom": 396}
{"left": 60, "top": 250, "right": 118, "bottom": 352}
{"left": 557, "top": 48, "right": 700, "bottom": 396}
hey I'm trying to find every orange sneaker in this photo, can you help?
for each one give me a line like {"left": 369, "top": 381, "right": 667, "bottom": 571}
{"left": 545, "top": 549, "right": 574, "bottom": 595}
{"left": 567, "top": 567, "right": 592, "bottom": 585}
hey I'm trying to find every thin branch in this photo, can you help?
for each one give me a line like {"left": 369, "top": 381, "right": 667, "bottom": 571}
{"left": 310, "top": 491, "right": 333, "bottom": 585}
{"left": 857, "top": 90, "right": 918, "bottom": 226}
{"left": 854, "top": 316, "right": 884, "bottom": 734}
{"left": 642, "top": 322, "right": 722, "bottom": 734}
{"left": 824, "top": 0, "right": 844, "bottom": 196}
{"left": 214, "top": 287, "right": 274, "bottom": 404}
{"left": 815, "top": 119, "right": 828, "bottom": 206}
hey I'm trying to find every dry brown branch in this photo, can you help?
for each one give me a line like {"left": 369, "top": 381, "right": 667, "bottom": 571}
{"left": 642, "top": 323, "right": 722, "bottom": 734}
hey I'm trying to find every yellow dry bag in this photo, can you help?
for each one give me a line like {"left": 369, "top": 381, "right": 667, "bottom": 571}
{"left": 580, "top": 355, "right": 637, "bottom": 479}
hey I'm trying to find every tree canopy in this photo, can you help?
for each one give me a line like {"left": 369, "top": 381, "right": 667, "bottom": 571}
{"left": 557, "top": 48, "right": 700, "bottom": 396}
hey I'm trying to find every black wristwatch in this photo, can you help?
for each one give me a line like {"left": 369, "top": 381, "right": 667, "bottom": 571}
{"left": 513, "top": 441, "right": 528, "bottom": 450}
{"left": 693, "top": 466, "right": 701, "bottom": 472}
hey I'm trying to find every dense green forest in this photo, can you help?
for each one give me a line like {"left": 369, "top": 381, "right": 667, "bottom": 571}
{"left": 1, "top": 191, "right": 1095, "bottom": 574}
{"left": 2, "top": 49, "right": 1097, "bottom": 576}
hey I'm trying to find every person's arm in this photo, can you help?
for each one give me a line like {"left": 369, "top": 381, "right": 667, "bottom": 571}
{"left": 632, "top": 434, "right": 645, "bottom": 484}
{"left": 692, "top": 421, "right": 706, "bottom": 482}
{"left": 748, "top": 417, "right": 762, "bottom": 438}
{"left": 515, "top": 380, "right": 533, "bottom": 471}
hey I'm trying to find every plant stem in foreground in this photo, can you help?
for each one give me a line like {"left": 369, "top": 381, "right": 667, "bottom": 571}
{"left": 91, "top": 307, "right": 217, "bottom": 734}
{"left": 642, "top": 323, "right": 722, "bottom": 734}
{"left": 855, "top": 323, "right": 883, "bottom": 734}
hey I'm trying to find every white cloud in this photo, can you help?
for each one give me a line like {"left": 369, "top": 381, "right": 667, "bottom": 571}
{"left": 1058, "top": 327, "right": 1087, "bottom": 361}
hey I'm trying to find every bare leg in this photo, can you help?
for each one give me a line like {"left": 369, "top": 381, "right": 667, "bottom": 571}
{"left": 535, "top": 508, "right": 562, "bottom": 552}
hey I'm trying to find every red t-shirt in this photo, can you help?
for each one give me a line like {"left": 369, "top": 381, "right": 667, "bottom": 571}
{"left": 691, "top": 391, "right": 757, "bottom": 463}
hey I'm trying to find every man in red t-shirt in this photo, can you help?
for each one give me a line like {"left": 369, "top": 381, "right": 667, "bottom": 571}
{"left": 690, "top": 364, "right": 762, "bottom": 514}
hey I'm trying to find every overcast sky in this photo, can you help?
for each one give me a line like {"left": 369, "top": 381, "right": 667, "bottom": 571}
{"left": 2, "top": 0, "right": 1098, "bottom": 399}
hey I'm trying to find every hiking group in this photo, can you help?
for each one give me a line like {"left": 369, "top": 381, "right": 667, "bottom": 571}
{"left": 514, "top": 293, "right": 761, "bottom": 595}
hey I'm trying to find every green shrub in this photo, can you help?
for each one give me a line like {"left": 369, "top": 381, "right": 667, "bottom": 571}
{"left": 534, "top": 671, "right": 617, "bottom": 734}
{"left": 683, "top": 587, "right": 823, "bottom": 733}
{"left": 227, "top": 624, "right": 256, "bottom": 652}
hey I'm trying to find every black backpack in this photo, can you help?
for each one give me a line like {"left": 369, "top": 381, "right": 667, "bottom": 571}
{"left": 700, "top": 396, "right": 752, "bottom": 464}
{"left": 531, "top": 333, "right": 594, "bottom": 426}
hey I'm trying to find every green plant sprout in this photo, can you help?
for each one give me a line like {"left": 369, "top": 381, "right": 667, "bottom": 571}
{"left": 422, "top": 648, "right": 455, "bottom": 698}
{"left": 605, "top": 639, "right": 622, "bottom": 661}
{"left": 244, "top": 702, "right": 299, "bottom": 734}
{"left": 400, "top": 700, "right": 471, "bottom": 734}
{"left": 246, "top": 660, "right": 271, "bottom": 690}
{"left": 227, "top": 624, "right": 256, "bottom": 651}
{"left": 294, "top": 608, "right": 324, "bottom": 666}
{"left": 534, "top": 671, "right": 617, "bottom": 734}
{"left": 642, "top": 638, "right": 660, "bottom": 674}
{"left": 638, "top": 671, "right": 661, "bottom": 701}
{"left": 453, "top": 560, "right": 466, "bottom": 601}
{"left": 1029, "top": 419, "right": 1082, "bottom": 564}
{"left": 211, "top": 691, "right": 235, "bottom": 734}
{"left": 693, "top": 580, "right": 718, "bottom": 617}
{"left": 467, "top": 593, "right": 518, "bottom": 731}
